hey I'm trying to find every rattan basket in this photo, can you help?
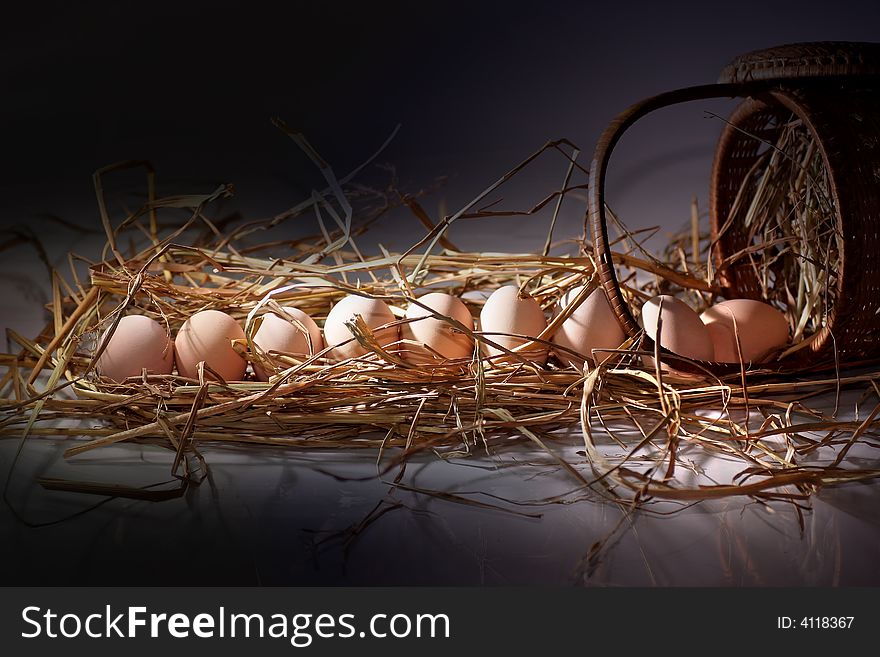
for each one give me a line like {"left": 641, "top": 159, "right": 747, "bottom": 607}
{"left": 588, "top": 42, "right": 880, "bottom": 372}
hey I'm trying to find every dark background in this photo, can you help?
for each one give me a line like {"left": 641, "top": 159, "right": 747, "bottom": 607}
{"left": 5, "top": 0, "right": 880, "bottom": 236}
{"left": 3, "top": 1, "right": 880, "bottom": 585}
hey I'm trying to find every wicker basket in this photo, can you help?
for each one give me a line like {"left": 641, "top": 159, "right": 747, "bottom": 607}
{"left": 588, "top": 42, "right": 880, "bottom": 371}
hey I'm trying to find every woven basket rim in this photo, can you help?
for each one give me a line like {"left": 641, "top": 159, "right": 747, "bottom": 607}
{"left": 718, "top": 41, "right": 880, "bottom": 84}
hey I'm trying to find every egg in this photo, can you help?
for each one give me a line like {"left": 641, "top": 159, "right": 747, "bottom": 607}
{"left": 700, "top": 299, "right": 789, "bottom": 363}
{"left": 251, "top": 307, "right": 324, "bottom": 381}
{"left": 323, "top": 294, "right": 399, "bottom": 361}
{"left": 174, "top": 309, "right": 247, "bottom": 382}
{"left": 400, "top": 292, "right": 474, "bottom": 365}
{"left": 95, "top": 314, "right": 174, "bottom": 382}
{"left": 641, "top": 295, "right": 714, "bottom": 362}
{"left": 479, "top": 285, "right": 548, "bottom": 365}
{"left": 552, "top": 286, "right": 625, "bottom": 367}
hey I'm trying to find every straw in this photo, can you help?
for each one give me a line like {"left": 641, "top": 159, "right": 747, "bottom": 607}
{"left": 1, "top": 128, "right": 878, "bottom": 522}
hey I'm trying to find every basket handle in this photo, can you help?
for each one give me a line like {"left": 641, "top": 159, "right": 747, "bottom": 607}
{"left": 588, "top": 82, "right": 757, "bottom": 337}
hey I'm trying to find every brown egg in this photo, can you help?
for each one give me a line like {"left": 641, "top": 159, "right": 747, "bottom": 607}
{"left": 700, "top": 299, "right": 789, "bottom": 363}
{"left": 175, "top": 309, "right": 247, "bottom": 382}
{"left": 400, "top": 292, "right": 474, "bottom": 365}
{"left": 252, "top": 307, "right": 324, "bottom": 381}
{"left": 479, "top": 285, "right": 548, "bottom": 365}
{"left": 552, "top": 286, "right": 625, "bottom": 367}
{"left": 323, "top": 294, "right": 399, "bottom": 361}
{"left": 96, "top": 314, "right": 174, "bottom": 382}
{"left": 641, "top": 295, "right": 714, "bottom": 362}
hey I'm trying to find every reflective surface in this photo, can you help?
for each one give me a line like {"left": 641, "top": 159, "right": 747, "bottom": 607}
{"left": 3, "top": 428, "right": 879, "bottom": 585}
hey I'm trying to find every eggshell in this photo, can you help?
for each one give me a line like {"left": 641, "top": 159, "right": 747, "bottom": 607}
{"left": 641, "top": 295, "right": 714, "bottom": 362}
{"left": 400, "top": 292, "right": 474, "bottom": 365}
{"left": 700, "top": 299, "right": 789, "bottom": 363}
{"left": 552, "top": 286, "right": 625, "bottom": 367}
{"left": 174, "top": 309, "right": 247, "bottom": 382}
{"left": 96, "top": 315, "right": 174, "bottom": 382}
{"left": 252, "top": 307, "right": 324, "bottom": 381}
{"left": 479, "top": 285, "right": 548, "bottom": 365}
{"left": 323, "top": 294, "right": 399, "bottom": 361}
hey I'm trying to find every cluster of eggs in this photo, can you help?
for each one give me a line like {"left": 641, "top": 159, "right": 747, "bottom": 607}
{"left": 478, "top": 284, "right": 627, "bottom": 367}
{"left": 95, "top": 286, "right": 789, "bottom": 383}
{"left": 95, "top": 292, "right": 477, "bottom": 383}
{"left": 640, "top": 295, "right": 789, "bottom": 365}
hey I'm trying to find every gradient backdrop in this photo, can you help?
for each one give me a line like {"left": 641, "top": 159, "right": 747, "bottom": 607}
{"left": 2, "top": 1, "right": 880, "bottom": 585}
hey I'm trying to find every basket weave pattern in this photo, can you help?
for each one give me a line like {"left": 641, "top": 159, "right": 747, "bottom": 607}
{"left": 589, "top": 41, "right": 880, "bottom": 370}
{"left": 710, "top": 84, "right": 880, "bottom": 364}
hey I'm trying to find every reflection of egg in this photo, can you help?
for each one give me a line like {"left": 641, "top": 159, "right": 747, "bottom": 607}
{"left": 323, "top": 294, "right": 398, "bottom": 361}
{"left": 96, "top": 315, "right": 174, "bottom": 382}
{"left": 700, "top": 299, "right": 789, "bottom": 363}
{"left": 641, "top": 295, "right": 714, "bottom": 362}
{"left": 252, "top": 307, "right": 324, "bottom": 381}
{"left": 552, "top": 286, "right": 625, "bottom": 367}
{"left": 400, "top": 292, "right": 474, "bottom": 365}
{"left": 479, "top": 285, "right": 548, "bottom": 365}
{"left": 175, "top": 309, "right": 247, "bottom": 382}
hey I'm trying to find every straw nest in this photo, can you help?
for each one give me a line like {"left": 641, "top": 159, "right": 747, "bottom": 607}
{"left": 2, "top": 123, "right": 879, "bottom": 514}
